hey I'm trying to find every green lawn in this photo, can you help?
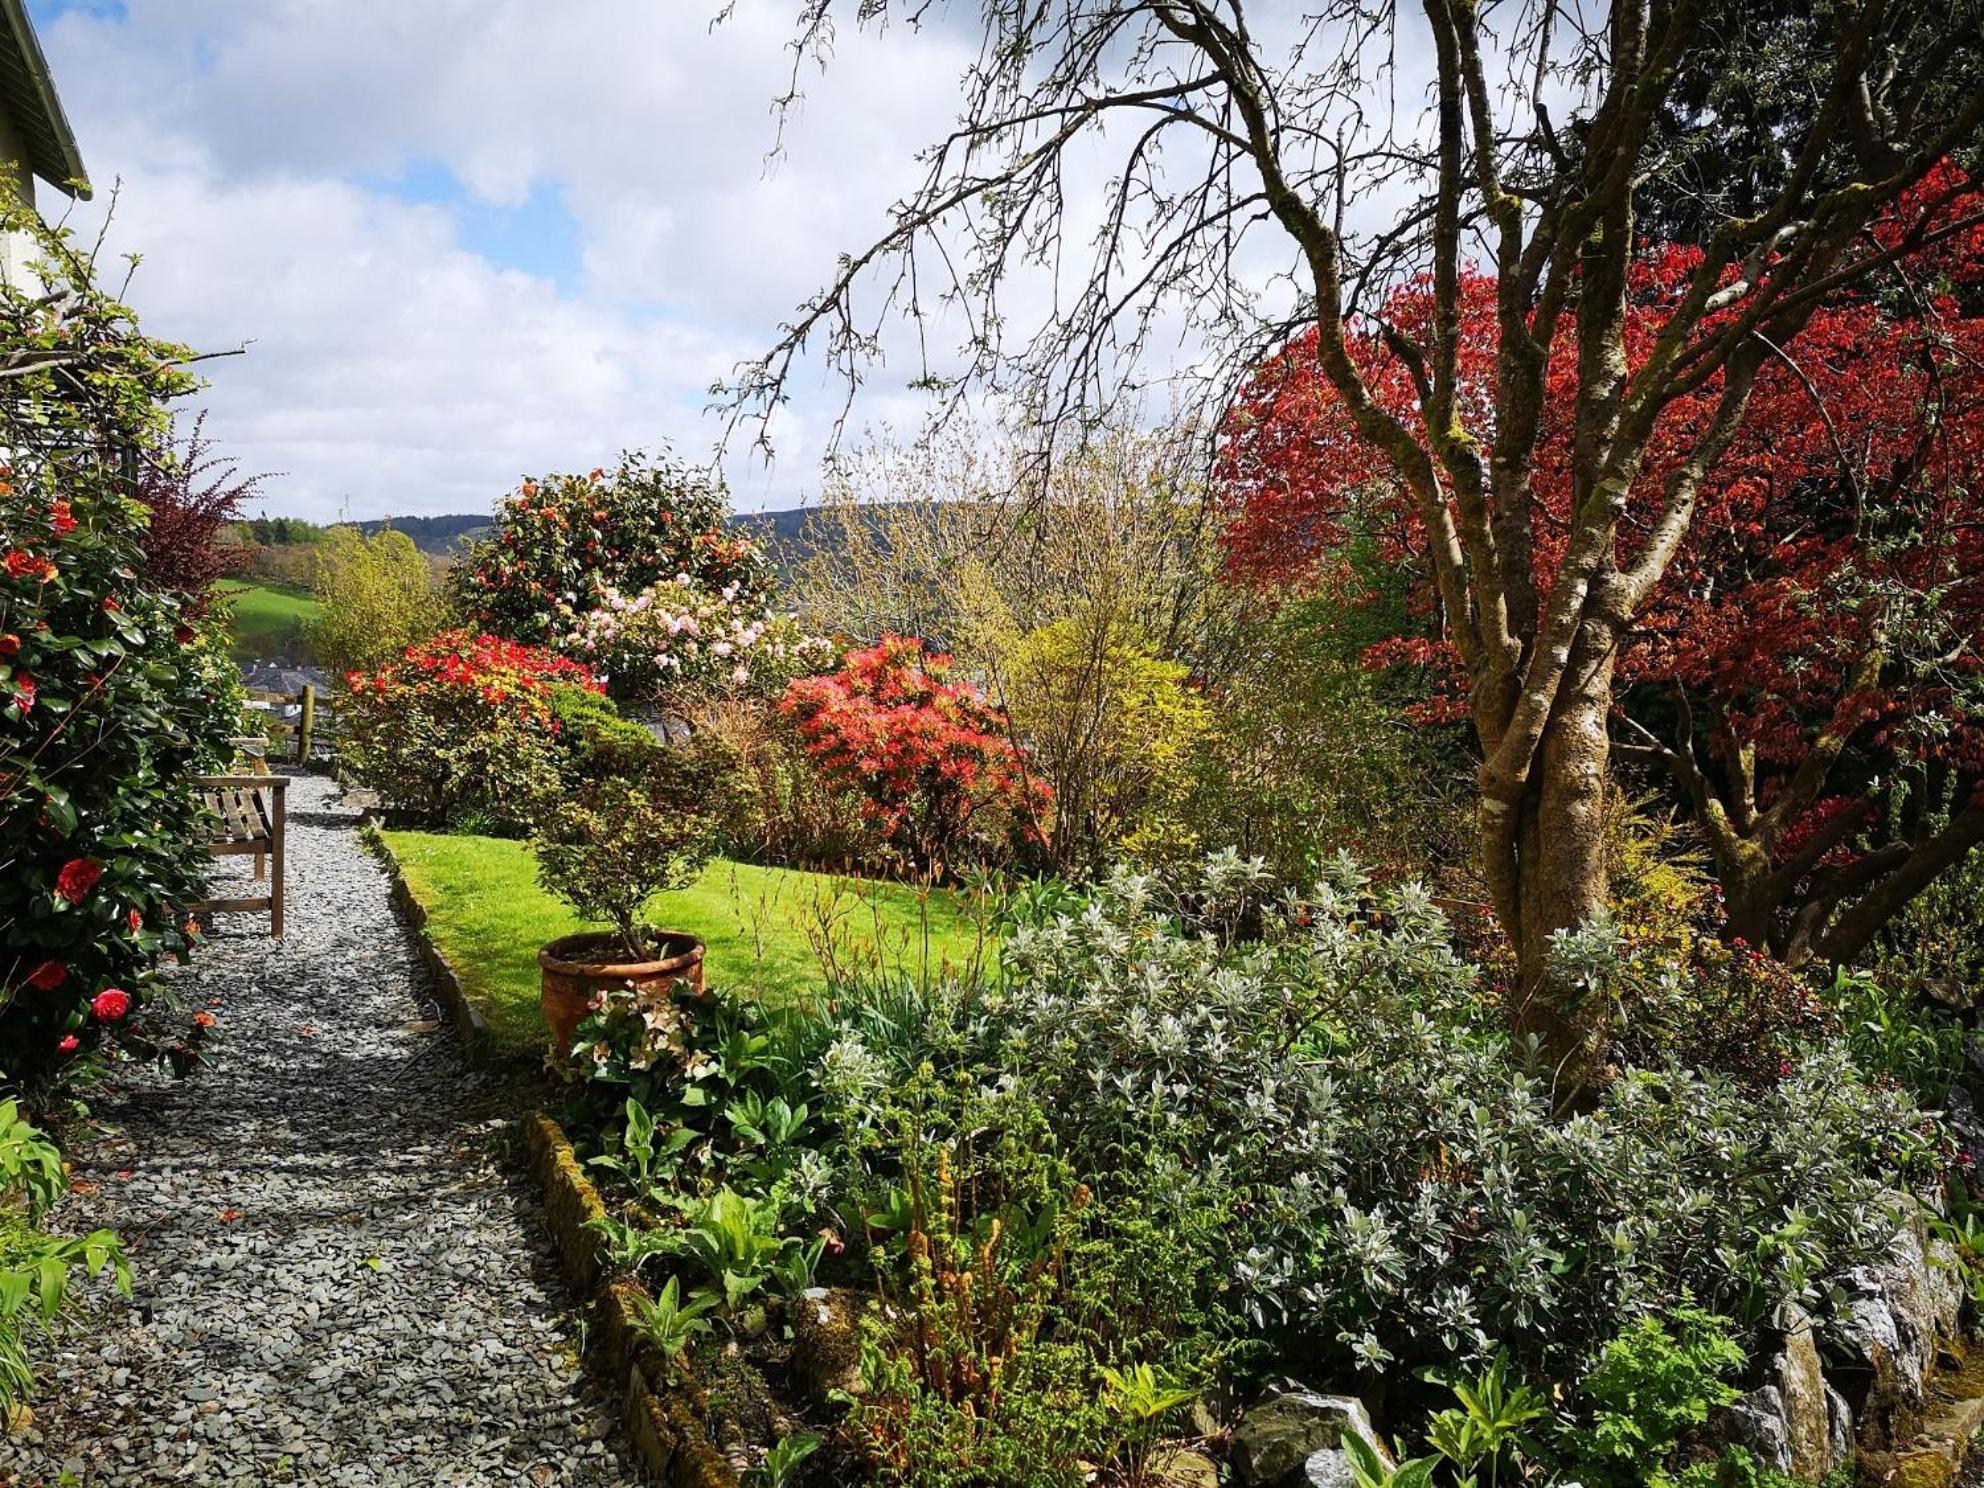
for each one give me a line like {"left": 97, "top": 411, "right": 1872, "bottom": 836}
{"left": 217, "top": 581, "right": 322, "bottom": 661}
{"left": 379, "top": 831, "right": 996, "bottom": 1056}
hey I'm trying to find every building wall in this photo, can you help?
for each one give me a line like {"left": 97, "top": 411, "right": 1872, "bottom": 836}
{"left": 0, "top": 103, "right": 39, "bottom": 286}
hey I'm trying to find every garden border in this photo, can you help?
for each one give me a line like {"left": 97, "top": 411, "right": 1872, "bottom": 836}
{"left": 369, "top": 825, "right": 737, "bottom": 1486}
{"left": 362, "top": 821, "right": 491, "bottom": 1061}
{"left": 524, "top": 1112, "right": 739, "bottom": 1488}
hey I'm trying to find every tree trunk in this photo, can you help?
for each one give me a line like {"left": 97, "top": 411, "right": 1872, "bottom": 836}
{"left": 1500, "top": 641, "right": 1617, "bottom": 1087}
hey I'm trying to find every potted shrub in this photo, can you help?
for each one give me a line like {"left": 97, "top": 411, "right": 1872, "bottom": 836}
{"left": 532, "top": 740, "right": 730, "bottom": 1054}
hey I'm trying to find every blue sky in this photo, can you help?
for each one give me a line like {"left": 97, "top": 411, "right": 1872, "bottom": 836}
{"left": 19, "top": 1, "right": 977, "bottom": 521}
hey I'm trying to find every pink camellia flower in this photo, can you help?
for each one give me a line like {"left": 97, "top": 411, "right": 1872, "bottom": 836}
{"left": 57, "top": 1033, "right": 79, "bottom": 1053}
{"left": 55, "top": 857, "right": 102, "bottom": 904}
{"left": 90, "top": 987, "right": 131, "bottom": 1022}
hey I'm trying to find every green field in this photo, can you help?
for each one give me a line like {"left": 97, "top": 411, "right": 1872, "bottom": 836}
{"left": 217, "top": 581, "right": 322, "bottom": 661}
{"left": 378, "top": 831, "right": 996, "bottom": 1057}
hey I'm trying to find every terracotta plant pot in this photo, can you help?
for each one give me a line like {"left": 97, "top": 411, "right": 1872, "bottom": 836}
{"left": 538, "top": 929, "right": 706, "bottom": 1054}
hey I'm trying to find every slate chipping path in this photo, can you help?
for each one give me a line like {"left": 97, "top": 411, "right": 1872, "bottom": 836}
{"left": 0, "top": 774, "right": 644, "bottom": 1487}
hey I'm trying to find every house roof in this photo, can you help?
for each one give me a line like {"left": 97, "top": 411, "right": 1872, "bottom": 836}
{"left": 0, "top": 0, "right": 87, "bottom": 200}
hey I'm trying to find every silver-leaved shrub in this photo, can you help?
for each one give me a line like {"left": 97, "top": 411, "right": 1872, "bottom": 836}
{"left": 814, "top": 851, "right": 1941, "bottom": 1382}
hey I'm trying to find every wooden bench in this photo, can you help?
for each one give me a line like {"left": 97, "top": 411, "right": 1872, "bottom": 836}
{"left": 188, "top": 774, "right": 288, "bottom": 937}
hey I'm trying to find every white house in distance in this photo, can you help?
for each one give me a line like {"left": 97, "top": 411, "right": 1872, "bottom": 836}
{"left": 0, "top": 0, "right": 88, "bottom": 282}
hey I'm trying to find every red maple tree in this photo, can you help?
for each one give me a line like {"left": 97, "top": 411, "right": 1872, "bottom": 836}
{"left": 1219, "top": 194, "right": 1984, "bottom": 967}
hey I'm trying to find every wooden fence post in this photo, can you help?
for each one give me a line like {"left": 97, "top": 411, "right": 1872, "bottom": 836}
{"left": 296, "top": 684, "right": 315, "bottom": 764}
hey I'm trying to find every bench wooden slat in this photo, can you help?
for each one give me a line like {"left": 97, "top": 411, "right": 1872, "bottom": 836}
{"left": 192, "top": 774, "right": 289, "bottom": 938}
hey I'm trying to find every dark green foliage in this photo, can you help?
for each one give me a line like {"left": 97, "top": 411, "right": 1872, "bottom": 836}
{"left": 547, "top": 682, "right": 660, "bottom": 782}
{"left": 0, "top": 207, "right": 238, "bottom": 1091}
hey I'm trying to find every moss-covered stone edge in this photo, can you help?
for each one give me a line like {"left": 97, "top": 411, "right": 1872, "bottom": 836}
{"left": 524, "top": 1110, "right": 739, "bottom": 1488}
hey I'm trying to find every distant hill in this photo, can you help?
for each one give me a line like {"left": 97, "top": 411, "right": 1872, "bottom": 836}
{"left": 353, "top": 507, "right": 831, "bottom": 562}
{"left": 353, "top": 514, "right": 491, "bottom": 555}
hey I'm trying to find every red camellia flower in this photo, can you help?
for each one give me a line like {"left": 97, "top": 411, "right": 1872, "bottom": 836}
{"left": 128, "top": 908, "right": 144, "bottom": 932}
{"left": 13, "top": 673, "right": 35, "bottom": 711}
{"left": 57, "top": 1034, "right": 79, "bottom": 1054}
{"left": 4, "top": 548, "right": 37, "bottom": 578}
{"left": 55, "top": 858, "right": 102, "bottom": 904}
{"left": 90, "top": 987, "right": 132, "bottom": 1022}
{"left": 0, "top": 632, "right": 18, "bottom": 658}
{"left": 49, "top": 500, "right": 75, "bottom": 535}
{"left": 24, "top": 960, "right": 65, "bottom": 990}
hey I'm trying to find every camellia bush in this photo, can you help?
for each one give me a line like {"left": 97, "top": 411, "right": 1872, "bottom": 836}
{"left": 778, "top": 634, "right": 1049, "bottom": 878}
{"left": 451, "top": 451, "right": 775, "bottom": 654}
{"left": 0, "top": 207, "right": 240, "bottom": 1092}
{"left": 339, "top": 629, "right": 601, "bottom": 832}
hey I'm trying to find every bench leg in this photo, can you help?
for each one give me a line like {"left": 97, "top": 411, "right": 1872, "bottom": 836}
{"left": 270, "top": 810, "right": 285, "bottom": 939}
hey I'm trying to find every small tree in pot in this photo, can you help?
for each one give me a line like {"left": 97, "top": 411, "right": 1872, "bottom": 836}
{"left": 532, "top": 737, "right": 734, "bottom": 1054}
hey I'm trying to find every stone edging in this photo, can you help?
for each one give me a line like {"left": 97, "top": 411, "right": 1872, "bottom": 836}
{"left": 523, "top": 1111, "right": 738, "bottom": 1488}
{"left": 360, "top": 823, "right": 491, "bottom": 1062}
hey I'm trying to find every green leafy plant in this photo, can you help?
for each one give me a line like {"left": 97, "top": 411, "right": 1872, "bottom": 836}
{"left": 1827, "top": 967, "right": 1967, "bottom": 1108}
{"left": 1342, "top": 1434, "right": 1439, "bottom": 1488}
{"left": 0, "top": 203, "right": 238, "bottom": 1089}
{"left": 340, "top": 630, "right": 593, "bottom": 833}
{"left": 0, "top": 1099, "right": 131, "bottom": 1410}
{"left": 1098, "top": 1362, "right": 1196, "bottom": 1487}
{"left": 532, "top": 739, "right": 731, "bottom": 960}
{"left": 754, "top": 1431, "right": 823, "bottom": 1488}
{"left": 586, "top": 1097, "right": 695, "bottom": 1191}
{"left": 302, "top": 524, "right": 447, "bottom": 677}
{"left": 666, "top": 1187, "right": 795, "bottom": 1312}
{"left": 451, "top": 451, "right": 777, "bottom": 654}
{"left": 1421, "top": 1352, "right": 1550, "bottom": 1488}
{"left": 626, "top": 1275, "right": 716, "bottom": 1382}
{"left": 1556, "top": 1304, "right": 1747, "bottom": 1488}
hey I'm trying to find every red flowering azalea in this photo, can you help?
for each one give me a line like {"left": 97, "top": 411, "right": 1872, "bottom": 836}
{"left": 90, "top": 987, "right": 131, "bottom": 1021}
{"left": 24, "top": 960, "right": 66, "bottom": 991}
{"left": 779, "top": 635, "right": 1048, "bottom": 875}
{"left": 55, "top": 858, "right": 103, "bottom": 904}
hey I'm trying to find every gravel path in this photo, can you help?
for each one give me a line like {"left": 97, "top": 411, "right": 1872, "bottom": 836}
{"left": 0, "top": 774, "right": 644, "bottom": 1487}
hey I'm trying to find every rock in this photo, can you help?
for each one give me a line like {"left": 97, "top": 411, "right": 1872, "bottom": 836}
{"left": 1724, "top": 1385, "right": 1792, "bottom": 1472}
{"left": 1841, "top": 1205, "right": 1964, "bottom": 1434}
{"left": 1777, "top": 1305, "right": 1848, "bottom": 1481}
{"left": 791, "top": 1286, "right": 875, "bottom": 1406}
{"left": 1302, "top": 1446, "right": 1360, "bottom": 1488}
{"left": 1230, "top": 1391, "right": 1390, "bottom": 1488}
{"left": 1150, "top": 1447, "right": 1220, "bottom": 1488}
{"left": 1947, "top": 1087, "right": 1984, "bottom": 1176}
{"left": 1826, "top": 1383, "right": 1853, "bottom": 1469}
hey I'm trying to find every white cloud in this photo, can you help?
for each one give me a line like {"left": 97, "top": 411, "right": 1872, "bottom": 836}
{"left": 30, "top": 0, "right": 978, "bottom": 521}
